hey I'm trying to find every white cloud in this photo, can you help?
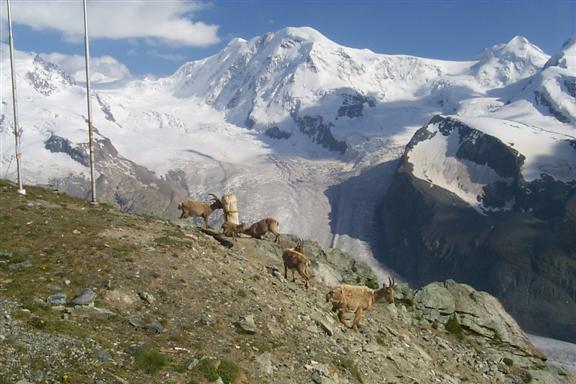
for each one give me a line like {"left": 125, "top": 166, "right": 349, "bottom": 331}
{"left": 4, "top": 0, "right": 220, "bottom": 47}
{"left": 40, "top": 52, "right": 131, "bottom": 83}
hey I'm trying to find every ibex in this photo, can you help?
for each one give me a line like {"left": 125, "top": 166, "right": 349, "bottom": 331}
{"left": 221, "top": 221, "right": 245, "bottom": 241}
{"left": 243, "top": 218, "right": 280, "bottom": 243}
{"left": 326, "top": 277, "right": 396, "bottom": 330}
{"left": 282, "top": 239, "right": 312, "bottom": 289}
{"left": 177, "top": 194, "right": 223, "bottom": 229}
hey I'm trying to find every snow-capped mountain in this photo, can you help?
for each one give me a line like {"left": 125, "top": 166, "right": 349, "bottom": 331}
{"left": 472, "top": 35, "right": 550, "bottom": 88}
{"left": 1, "top": 28, "right": 574, "bottom": 296}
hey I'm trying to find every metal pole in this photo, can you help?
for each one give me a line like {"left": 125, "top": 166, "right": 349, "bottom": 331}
{"left": 82, "top": 0, "right": 97, "bottom": 203}
{"left": 6, "top": 0, "right": 26, "bottom": 195}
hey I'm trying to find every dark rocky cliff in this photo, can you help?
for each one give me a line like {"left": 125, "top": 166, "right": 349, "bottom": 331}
{"left": 375, "top": 116, "right": 576, "bottom": 342}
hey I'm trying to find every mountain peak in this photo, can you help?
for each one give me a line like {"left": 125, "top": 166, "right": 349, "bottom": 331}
{"left": 544, "top": 35, "right": 576, "bottom": 70}
{"left": 472, "top": 36, "right": 550, "bottom": 87}
{"left": 273, "top": 26, "right": 329, "bottom": 42}
{"left": 505, "top": 35, "right": 531, "bottom": 48}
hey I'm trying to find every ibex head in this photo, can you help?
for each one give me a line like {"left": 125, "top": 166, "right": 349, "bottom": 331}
{"left": 378, "top": 277, "right": 396, "bottom": 303}
{"left": 294, "top": 238, "right": 304, "bottom": 253}
{"left": 208, "top": 193, "right": 224, "bottom": 210}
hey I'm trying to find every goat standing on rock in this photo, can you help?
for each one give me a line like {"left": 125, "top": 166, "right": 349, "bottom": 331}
{"left": 178, "top": 194, "right": 223, "bottom": 229}
{"left": 326, "top": 278, "right": 396, "bottom": 330}
{"left": 282, "top": 239, "right": 312, "bottom": 289}
{"left": 243, "top": 218, "right": 280, "bottom": 243}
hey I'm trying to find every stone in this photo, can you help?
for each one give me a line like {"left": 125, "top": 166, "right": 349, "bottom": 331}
{"left": 96, "top": 349, "right": 112, "bottom": 362}
{"left": 8, "top": 261, "right": 32, "bottom": 271}
{"left": 311, "top": 312, "right": 334, "bottom": 336}
{"left": 69, "top": 288, "right": 97, "bottom": 306}
{"left": 128, "top": 317, "right": 163, "bottom": 333}
{"left": 234, "top": 315, "right": 257, "bottom": 335}
{"left": 414, "top": 282, "right": 455, "bottom": 315}
{"left": 70, "top": 306, "right": 116, "bottom": 319}
{"left": 47, "top": 293, "right": 67, "bottom": 306}
{"left": 256, "top": 352, "right": 273, "bottom": 375}
{"left": 138, "top": 291, "right": 155, "bottom": 304}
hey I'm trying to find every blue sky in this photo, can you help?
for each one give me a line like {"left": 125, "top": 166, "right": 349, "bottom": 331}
{"left": 1, "top": 0, "right": 574, "bottom": 80}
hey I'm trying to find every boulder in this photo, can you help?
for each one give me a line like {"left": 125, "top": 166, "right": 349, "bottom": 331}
{"left": 414, "top": 280, "right": 544, "bottom": 358}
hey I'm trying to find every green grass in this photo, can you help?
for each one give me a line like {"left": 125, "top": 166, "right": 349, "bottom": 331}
{"left": 192, "top": 358, "right": 219, "bottom": 382}
{"left": 522, "top": 371, "right": 533, "bottom": 383}
{"left": 134, "top": 346, "right": 167, "bottom": 374}
{"left": 218, "top": 360, "right": 241, "bottom": 384}
{"left": 445, "top": 314, "right": 464, "bottom": 340}
{"left": 337, "top": 358, "right": 364, "bottom": 384}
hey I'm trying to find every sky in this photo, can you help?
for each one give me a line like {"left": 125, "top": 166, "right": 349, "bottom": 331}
{"left": 0, "top": 0, "right": 574, "bottom": 82}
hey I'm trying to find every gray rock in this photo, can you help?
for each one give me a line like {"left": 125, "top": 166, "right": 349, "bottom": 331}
{"left": 96, "top": 349, "right": 112, "bottom": 362}
{"left": 256, "top": 352, "right": 273, "bottom": 375}
{"left": 311, "top": 312, "right": 334, "bottom": 336}
{"left": 8, "top": 261, "right": 33, "bottom": 271}
{"left": 138, "top": 291, "right": 155, "bottom": 305}
{"left": 70, "top": 306, "right": 116, "bottom": 319}
{"left": 69, "top": 288, "right": 97, "bottom": 306}
{"left": 414, "top": 282, "right": 455, "bottom": 315}
{"left": 128, "top": 317, "right": 163, "bottom": 333}
{"left": 414, "top": 280, "right": 544, "bottom": 359}
{"left": 234, "top": 315, "right": 257, "bottom": 335}
{"left": 47, "top": 293, "right": 67, "bottom": 306}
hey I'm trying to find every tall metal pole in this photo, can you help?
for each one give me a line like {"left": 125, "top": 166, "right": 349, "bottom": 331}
{"left": 6, "top": 0, "right": 26, "bottom": 195}
{"left": 82, "top": 0, "right": 97, "bottom": 203}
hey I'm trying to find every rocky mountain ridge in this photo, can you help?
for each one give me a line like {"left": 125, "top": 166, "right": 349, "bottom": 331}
{"left": 0, "top": 179, "right": 574, "bottom": 383}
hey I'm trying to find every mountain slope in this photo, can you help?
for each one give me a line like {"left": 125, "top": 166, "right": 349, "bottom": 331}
{"left": 0, "top": 179, "right": 573, "bottom": 383}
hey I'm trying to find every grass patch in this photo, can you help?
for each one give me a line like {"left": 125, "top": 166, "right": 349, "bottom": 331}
{"left": 445, "top": 314, "right": 464, "bottom": 340}
{"left": 217, "top": 359, "right": 241, "bottom": 384}
{"left": 337, "top": 358, "right": 363, "bottom": 383}
{"left": 188, "top": 358, "right": 241, "bottom": 384}
{"left": 375, "top": 335, "right": 387, "bottom": 346}
{"left": 134, "top": 346, "right": 167, "bottom": 374}
{"left": 111, "top": 243, "right": 139, "bottom": 253}
{"left": 503, "top": 357, "right": 514, "bottom": 367}
{"left": 237, "top": 289, "right": 248, "bottom": 299}
{"left": 191, "top": 358, "right": 219, "bottom": 382}
{"left": 522, "top": 371, "right": 533, "bottom": 383}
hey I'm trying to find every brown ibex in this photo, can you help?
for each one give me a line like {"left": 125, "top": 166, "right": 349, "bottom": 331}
{"left": 177, "top": 194, "right": 223, "bottom": 229}
{"left": 221, "top": 221, "right": 245, "bottom": 241}
{"left": 243, "top": 218, "right": 280, "bottom": 243}
{"left": 326, "top": 277, "right": 396, "bottom": 329}
{"left": 282, "top": 239, "right": 312, "bottom": 289}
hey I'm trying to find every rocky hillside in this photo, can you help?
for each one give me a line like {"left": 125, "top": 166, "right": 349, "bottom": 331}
{"left": 0, "top": 180, "right": 573, "bottom": 384}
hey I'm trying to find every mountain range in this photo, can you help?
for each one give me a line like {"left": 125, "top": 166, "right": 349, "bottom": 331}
{"left": 1, "top": 27, "right": 574, "bottom": 342}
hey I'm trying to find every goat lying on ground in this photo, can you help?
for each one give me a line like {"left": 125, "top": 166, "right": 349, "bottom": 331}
{"left": 221, "top": 221, "right": 245, "bottom": 241}
{"left": 326, "top": 277, "right": 396, "bottom": 329}
{"left": 282, "top": 239, "right": 312, "bottom": 289}
{"left": 178, "top": 194, "right": 223, "bottom": 229}
{"left": 243, "top": 218, "right": 280, "bottom": 243}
